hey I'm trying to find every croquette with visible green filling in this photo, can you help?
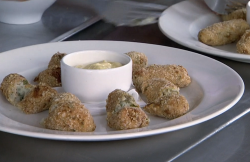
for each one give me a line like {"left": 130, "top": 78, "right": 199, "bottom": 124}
{"left": 106, "top": 89, "right": 150, "bottom": 130}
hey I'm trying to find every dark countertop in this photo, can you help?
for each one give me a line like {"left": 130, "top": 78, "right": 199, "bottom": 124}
{"left": 1, "top": 20, "right": 250, "bottom": 162}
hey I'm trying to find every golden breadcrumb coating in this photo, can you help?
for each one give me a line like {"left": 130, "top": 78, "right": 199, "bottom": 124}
{"left": 126, "top": 51, "right": 148, "bottom": 71}
{"left": 236, "top": 30, "right": 250, "bottom": 54}
{"left": 34, "top": 67, "right": 61, "bottom": 87}
{"left": 132, "top": 64, "right": 191, "bottom": 92}
{"left": 48, "top": 52, "right": 66, "bottom": 69}
{"left": 44, "top": 93, "right": 96, "bottom": 132}
{"left": 48, "top": 92, "right": 81, "bottom": 113}
{"left": 44, "top": 102, "right": 96, "bottom": 132}
{"left": 198, "top": 19, "right": 250, "bottom": 46}
{"left": 106, "top": 89, "right": 139, "bottom": 112}
{"left": 17, "top": 84, "right": 57, "bottom": 114}
{"left": 106, "top": 89, "right": 149, "bottom": 130}
{"left": 107, "top": 107, "right": 149, "bottom": 130}
{"left": 34, "top": 52, "right": 66, "bottom": 87}
{"left": 0, "top": 73, "right": 57, "bottom": 114}
{"left": 145, "top": 65, "right": 191, "bottom": 88}
{"left": 132, "top": 66, "right": 147, "bottom": 92}
{"left": 144, "top": 94, "right": 189, "bottom": 120}
{"left": 141, "top": 78, "right": 179, "bottom": 103}
{"left": 0, "top": 73, "right": 34, "bottom": 106}
{"left": 221, "top": 8, "right": 246, "bottom": 21}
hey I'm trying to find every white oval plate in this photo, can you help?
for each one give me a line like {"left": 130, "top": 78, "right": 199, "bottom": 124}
{"left": 0, "top": 41, "right": 244, "bottom": 141}
{"left": 159, "top": 0, "right": 250, "bottom": 63}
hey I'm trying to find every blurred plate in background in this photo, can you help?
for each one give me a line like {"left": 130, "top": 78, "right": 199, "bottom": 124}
{"left": 159, "top": 0, "right": 250, "bottom": 63}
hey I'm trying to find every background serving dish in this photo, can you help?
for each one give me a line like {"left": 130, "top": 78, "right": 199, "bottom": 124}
{"left": 159, "top": 0, "right": 250, "bottom": 63}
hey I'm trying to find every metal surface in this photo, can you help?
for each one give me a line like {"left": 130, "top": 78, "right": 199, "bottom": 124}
{"left": 169, "top": 108, "right": 250, "bottom": 161}
{"left": 0, "top": 0, "right": 100, "bottom": 53}
{"left": 175, "top": 109, "right": 250, "bottom": 162}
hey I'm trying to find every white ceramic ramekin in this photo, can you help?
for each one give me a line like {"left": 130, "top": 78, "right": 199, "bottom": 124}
{"left": 61, "top": 50, "right": 132, "bottom": 103}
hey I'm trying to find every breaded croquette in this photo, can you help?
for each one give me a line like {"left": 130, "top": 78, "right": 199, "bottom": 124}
{"left": 141, "top": 78, "right": 179, "bottom": 103}
{"left": 48, "top": 92, "right": 81, "bottom": 113}
{"left": 144, "top": 94, "right": 189, "bottom": 120}
{"left": 48, "top": 52, "right": 66, "bottom": 69}
{"left": 236, "top": 30, "right": 250, "bottom": 54}
{"left": 34, "top": 67, "right": 62, "bottom": 87}
{"left": 0, "top": 73, "right": 34, "bottom": 106}
{"left": 198, "top": 19, "right": 250, "bottom": 46}
{"left": 0, "top": 73, "right": 57, "bottom": 114}
{"left": 133, "top": 64, "right": 191, "bottom": 92}
{"left": 126, "top": 51, "right": 148, "bottom": 71}
{"left": 144, "top": 65, "right": 191, "bottom": 88}
{"left": 221, "top": 8, "right": 246, "bottom": 21}
{"left": 132, "top": 66, "right": 147, "bottom": 92}
{"left": 44, "top": 93, "right": 96, "bottom": 132}
{"left": 34, "top": 52, "right": 66, "bottom": 87}
{"left": 17, "top": 84, "right": 57, "bottom": 114}
{"left": 106, "top": 89, "right": 149, "bottom": 130}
